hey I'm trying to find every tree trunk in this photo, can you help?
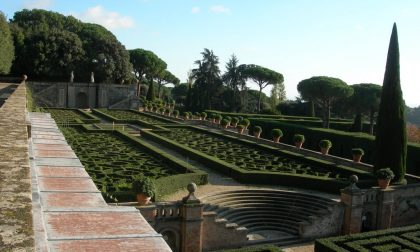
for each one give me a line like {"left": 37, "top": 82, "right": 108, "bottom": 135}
{"left": 136, "top": 82, "right": 141, "bottom": 97}
{"left": 309, "top": 100, "right": 315, "bottom": 117}
{"left": 258, "top": 86, "right": 262, "bottom": 112}
{"left": 369, "top": 108, "right": 375, "bottom": 135}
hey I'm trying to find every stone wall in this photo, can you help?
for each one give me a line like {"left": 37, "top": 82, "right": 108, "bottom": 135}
{"left": 28, "top": 81, "right": 138, "bottom": 109}
{"left": 0, "top": 82, "right": 34, "bottom": 250}
{"left": 391, "top": 184, "right": 420, "bottom": 227}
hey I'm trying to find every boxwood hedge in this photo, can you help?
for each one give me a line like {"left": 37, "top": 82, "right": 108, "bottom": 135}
{"left": 315, "top": 224, "right": 420, "bottom": 252}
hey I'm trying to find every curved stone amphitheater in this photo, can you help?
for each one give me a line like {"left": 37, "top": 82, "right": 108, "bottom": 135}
{"left": 202, "top": 189, "right": 341, "bottom": 246}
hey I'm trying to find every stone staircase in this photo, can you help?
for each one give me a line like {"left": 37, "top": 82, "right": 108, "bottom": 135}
{"left": 202, "top": 189, "right": 342, "bottom": 247}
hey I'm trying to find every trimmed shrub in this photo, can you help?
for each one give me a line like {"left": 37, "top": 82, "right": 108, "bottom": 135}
{"left": 221, "top": 118, "right": 230, "bottom": 127}
{"left": 271, "top": 128, "right": 283, "bottom": 138}
{"left": 319, "top": 139, "right": 332, "bottom": 148}
{"left": 352, "top": 148, "right": 365, "bottom": 155}
{"left": 376, "top": 168, "right": 395, "bottom": 180}
{"left": 253, "top": 126, "right": 262, "bottom": 133}
{"left": 132, "top": 175, "right": 156, "bottom": 198}
{"left": 173, "top": 110, "right": 179, "bottom": 117}
{"left": 293, "top": 134, "right": 305, "bottom": 143}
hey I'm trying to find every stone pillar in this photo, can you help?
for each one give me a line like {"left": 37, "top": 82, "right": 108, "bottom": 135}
{"left": 341, "top": 175, "right": 364, "bottom": 234}
{"left": 376, "top": 188, "right": 394, "bottom": 230}
{"left": 180, "top": 183, "right": 204, "bottom": 252}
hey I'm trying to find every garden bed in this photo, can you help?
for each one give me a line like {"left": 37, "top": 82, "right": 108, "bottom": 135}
{"left": 43, "top": 108, "right": 100, "bottom": 124}
{"left": 95, "top": 109, "right": 179, "bottom": 125}
{"left": 315, "top": 224, "right": 420, "bottom": 252}
{"left": 143, "top": 126, "right": 375, "bottom": 193}
{"left": 60, "top": 126, "right": 207, "bottom": 202}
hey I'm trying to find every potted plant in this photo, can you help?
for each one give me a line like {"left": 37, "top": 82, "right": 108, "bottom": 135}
{"left": 319, "top": 139, "right": 332, "bottom": 155}
{"left": 183, "top": 112, "right": 190, "bottom": 120}
{"left": 237, "top": 124, "right": 245, "bottom": 134}
{"left": 375, "top": 168, "right": 394, "bottom": 189}
{"left": 195, "top": 112, "right": 201, "bottom": 120}
{"left": 214, "top": 114, "right": 222, "bottom": 124}
{"left": 225, "top": 116, "right": 232, "bottom": 126}
{"left": 271, "top": 128, "right": 283, "bottom": 143}
{"left": 173, "top": 110, "right": 179, "bottom": 118}
{"left": 293, "top": 134, "right": 305, "bottom": 149}
{"left": 201, "top": 112, "right": 207, "bottom": 120}
{"left": 132, "top": 176, "right": 156, "bottom": 205}
{"left": 351, "top": 148, "right": 364, "bottom": 163}
{"left": 165, "top": 108, "right": 171, "bottom": 116}
{"left": 241, "top": 119, "right": 250, "bottom": 130}
{"left": 231, "top": 117, "right": 239, "bottom": 127}
{"left": 159, "top": 107, "right": 165, "bottom": 115}
{"left": 221, "top": 118, "right": 230, "bottom": 129}
{"left": 253, "top": 126, "right": 262, "bottom": 138}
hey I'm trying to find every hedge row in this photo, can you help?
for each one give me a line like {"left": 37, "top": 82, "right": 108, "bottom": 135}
{"left": 205, "top": 110, "right": 353, "bottom": 123}
{"left": 248, "top": 118, "right": 420, "bottom": 176}
{"left": 115, "top": 130, "right": 208, "bottom": 200}
{"left": 92, "top": 109, "right": 167, "bottom": 130}
{"left": 212, "top": 245, "right": 283, "bottom": 252}
{"left": 141, "top": 126, "right": 375, "bottom": 194}
{"left": 315, "top": 224, "right": 420, "bottom": 252}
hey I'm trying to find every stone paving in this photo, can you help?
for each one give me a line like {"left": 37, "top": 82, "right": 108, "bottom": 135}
{"left": 0, "top": 83, "right": 34, "bottom": 251}
{"left": 29, "top": 112, "right": 171, "bottom": 251}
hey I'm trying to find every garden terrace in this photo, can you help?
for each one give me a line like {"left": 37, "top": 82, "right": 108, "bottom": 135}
{"left": 142, "top": 126, "right": 374, "bottom": 193}
{"left": 94, "top": 108, "right": 179, "bottom": 125}
{"left": 42, "top": 108, "right": 100, "bottom": 125}
{"left": 315, "top": 224, "right": 420, "bottom": 252}
{"left": 60, "top": 126, "right": 207, "bottom": 201}
{"left": 248, "top": 118, "right": 420, "bottom": 176}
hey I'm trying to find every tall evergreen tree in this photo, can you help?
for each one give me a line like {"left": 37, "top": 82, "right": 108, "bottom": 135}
{"left": 374, "top": 23, "right": 407, "bottom": 183}
{"left": 0, "top": 12, "right": 15, "bottom": 74}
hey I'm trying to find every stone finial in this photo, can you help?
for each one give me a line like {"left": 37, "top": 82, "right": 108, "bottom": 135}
{"left": 90, "top": 72, "right": 95, "bottom": 83}
{"left": 70, "top": 71, "right": 74, "bottom": 83}
{"left": 22, "top": 74, "right": 28, "bottom": 81}
{"left": 182, "top": 182, "right": 200, "bottom": 204}
{"left": 344, "top": 175, "right": 360, "bottom": 192}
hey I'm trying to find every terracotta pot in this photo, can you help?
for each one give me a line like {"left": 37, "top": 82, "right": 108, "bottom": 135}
{"left": 378, "top": 179, "right": 391, "bottom": 189}
{"left": 353, "top": 154, "right": 363, "bottom": 163}
{"left": 295, "top": 141, "right": 303, "bottom": 149}
{"left": 136, "top": 193, "right": 151, "bottom": 205}
{"left": 320, "top": 147, "right": 330, "bottom": 155}
{"left": 237, "top": 128, "right": 244, "bottom": 134}
{"left": 222, "top": 124, "right": 228, "bottom": 129}
{"left": 254, "top": 132, "right": 261, "bottom": 138}
{"left": 273, "top": 136, "right": 281, "bottom": 143}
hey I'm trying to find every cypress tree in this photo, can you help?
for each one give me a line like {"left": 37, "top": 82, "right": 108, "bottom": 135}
{"left": 374, "top": 23, "right": 407, "bottom": 183}
{"left": 146, "top": 80, "right": 155, "bottom": 101}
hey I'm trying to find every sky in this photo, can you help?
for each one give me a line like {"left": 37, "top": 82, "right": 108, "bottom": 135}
{"left": 1, "top": 0, "right": 420, "bottom": 107}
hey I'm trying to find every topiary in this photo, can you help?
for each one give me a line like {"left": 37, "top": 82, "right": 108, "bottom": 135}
{"left": 376, "top": 168, "right": 395, "bottom": 180}
{"left": 319, "top": 139, "right": 332, "bottom": 148}
{"left": 131, "top": 175, "right": 156, "bottom": 198}
{"left": 293, "top": 134, "right": 305, "bottom": 143}
{"left": 173, "top": 110, "right": 179, "bottom": 117}
{"left": 352, "top": 148, "right": 364, "bottom": 156}
{"left": 241, "top": 118, "right": 250, "bottom": 128}
{"left": 201, "top": 112, "right": 207, "bottom": 119}
{"left": 221, "top": 118, "right": 230, "bottom": 127}
{"left": 253, "top": 126, "right": 262, "bottom": 133}
{"left": 271, "top": 128, "right": 283, "bottom": 138}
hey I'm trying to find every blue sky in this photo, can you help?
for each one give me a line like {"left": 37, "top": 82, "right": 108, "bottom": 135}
{"left": 2, "top": 0, "right": 420, "bottom": 107}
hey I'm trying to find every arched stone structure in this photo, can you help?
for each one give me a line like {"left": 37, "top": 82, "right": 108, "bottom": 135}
{"left": 75, "top": 92, "right": 89, "bottom": 108}
{"left": 160, "top": 228, "right": 180, "bottom": 252}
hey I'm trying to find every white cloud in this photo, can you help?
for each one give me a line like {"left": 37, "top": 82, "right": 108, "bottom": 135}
{"left": 210, "top": 5, "right": 230, "bottom": 14}
{"left": 191, "top": 6, "right": 200, "bottom": 14}
{"left": 75, "top": 5, "right": 135, "bottom": 30}
{"left": 23, "top": 0, "right": 53, "bottom": 9}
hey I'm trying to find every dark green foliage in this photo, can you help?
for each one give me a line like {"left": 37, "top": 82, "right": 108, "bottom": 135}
{"left": 146, "top": 81, "right": 156, "bottom": 101}
{"left": 43, "top": 108, "right": 99, "bottom": 124}
{"left": 376, "top": 168, "right": 395, "bottom": 180}
{"left": 231, "top": 117, "right": 239, "bottom": 124}
{"left": 248, "top": 118, "right": 420, "bottom": 176}
{"left": 241, "top": 118, "right": 250, "bottom": 127}
{"left": 352, "top": 148, "right": 364, "bottom": 156}
{"left": 132, "top": 175, "right": 156, "bottom": 198}
{"left": 314, "top": 224, "right": 420, "bottom": 252}
{"left": 222, "top": 54, "right": 246, "bottom": 112}
{"left": 298, "top": 76, "right": 353, "bottom": 128}
{"left": 319, "top": 139, "right": 332, "bottom": 148}
{"left": 240, "top": 64, "right": 284, "bottom": 112}
{"left": 253, "top": 126, "right": 262, "bottom": 133}
{"left": 213, "top": 244, "right": 283, "bottom": 252}
{"left": 351, "top": 113, "right": 363, "bottom": 132}
{"left": 10, "top": 9, "right": 132, "bottom": 82}
{"left": 374, "top": 23, "right": 407, "bottom": 182}
{"left": 271, "top": 128, "right": 283, "bottom": 138}
{"left": 201, "top": 112, "right": 207, "bottom": 119}
{"left": 96, "top": 109, "right": 177, "bottom": 125}
{"left": 173, "top": 110, "right": 179, "bottom": 117}
{"left": 0, "top": 12, "right": 15, "bottom": 74}
{"left": 293, "top": 134, "right": 305, "bottom": 143}
{"left": 221, "top": 118, "right": 230, "bottom": 127}
{"left": 142, "top": 126, "right": 374, "bottom": 193}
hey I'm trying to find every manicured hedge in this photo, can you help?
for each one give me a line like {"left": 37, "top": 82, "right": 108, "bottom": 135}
{"left": 92, "top": 109, "right": 167, "bottom": 130}
{"left": 315, "top": 224, "right": 420, "bottom": 252}
{"left": 248, "top": 118, "right": 420, "bottom": 176}
{"left": 141, "top": 126, "right": 375, "bottom": 193}
{"left": 213, "top": 245, "right": 283, "bottom": 252}
{"left": 43, "top": 108, "right": 100, "bottom": 124}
